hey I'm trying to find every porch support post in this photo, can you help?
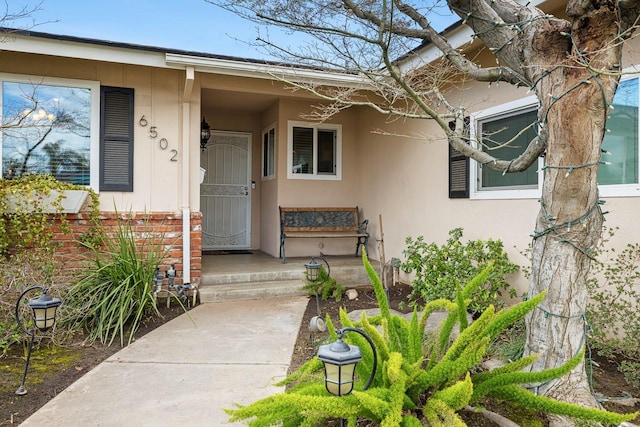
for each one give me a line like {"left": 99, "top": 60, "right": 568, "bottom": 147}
{"left": 181, "top": 66, "right": 195, "bottom": 284}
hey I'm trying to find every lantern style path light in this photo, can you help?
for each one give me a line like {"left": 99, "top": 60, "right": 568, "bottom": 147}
{"left": 14, "top": 286, "right": 62, "bottom": 395}
{"left": 317, "top": 327, "right": 378, "bottom": 396}
{"left": 304, "top": 256, "right": 330, "bottom": 333}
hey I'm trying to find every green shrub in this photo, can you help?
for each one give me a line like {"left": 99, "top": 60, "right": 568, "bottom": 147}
{"left": 0, "top": 320, "right": 22, "bottom": 355}
{"left": 619, "top": 360, "right": 640, "bottom": 389}
{"left": 0, "top": 175, "right": 101, "bottom": 353}
{"left": 61, "top": 212, "right": 171, "bottom": 346}
{"left": 0, "top": 249, "right": 65, "bottom": 354}
{"left": 401, "top": 228, "right": 518, "bottom": 315}
{"left": 302, "top": 267, "right": 345, "bottom": 302}
{"left": 585, "top": 227, "right": 640, "bottom": 389}
{"left": 226, "top": 252, "right": 636, "bottom": 426}
{"left": 0, "top": 174, "right": 100, "bottom": 255}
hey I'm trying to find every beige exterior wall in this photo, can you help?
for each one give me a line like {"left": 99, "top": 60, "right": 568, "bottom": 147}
{"left": 356, "top": 105, "right": 536, "bottom": 291}
{"left": 272, "top": 99, "right": 365, "bottom": 258}
{"left": 260, "top": 102, "right": 280, "bottom": 256}
{"left": 354, "top": 39, "right": 640, "bottom": 294}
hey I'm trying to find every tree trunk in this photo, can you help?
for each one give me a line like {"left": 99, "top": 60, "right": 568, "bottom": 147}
{"left": 523, "top": 9, "right": 622, "bottom": 425}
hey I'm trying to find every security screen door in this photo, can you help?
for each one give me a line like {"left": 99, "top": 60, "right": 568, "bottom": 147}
{"left": 200, "top": 131, "right": 251, "bottom": 250}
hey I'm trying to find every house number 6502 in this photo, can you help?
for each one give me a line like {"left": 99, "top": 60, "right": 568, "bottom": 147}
{"left": 139, "top": 115, "right": 178, "bottom": 162}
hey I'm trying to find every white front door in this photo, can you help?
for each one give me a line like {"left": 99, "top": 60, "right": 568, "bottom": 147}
{"left": 200, "top": 131, "right": 251, "bottom": 250}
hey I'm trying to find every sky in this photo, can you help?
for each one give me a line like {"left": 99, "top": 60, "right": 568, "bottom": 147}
{"left": 12, "top": 0, "right": 272, "bottom": 59}
{"left": 8, "top": 0, "right": 458, "bottom": 61}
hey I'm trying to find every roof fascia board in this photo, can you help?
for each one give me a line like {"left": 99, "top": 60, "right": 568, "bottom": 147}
{"left": 165, "top": 53, "right": 368, "bottom": 88}
{"left": 3, "top": 33, "right": 368, "bottom": 88}
{"left": 3, "top": 33, "right": 168, "bottom": 68}
{"left": 399, "top": 26, "right": 474, "bottom": 72}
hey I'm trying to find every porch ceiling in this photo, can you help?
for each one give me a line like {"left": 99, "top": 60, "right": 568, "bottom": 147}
{"left": 202, "top": 88, "right": 278, "bottom": 112}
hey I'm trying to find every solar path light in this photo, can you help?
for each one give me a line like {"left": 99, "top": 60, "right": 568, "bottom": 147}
{"left": 14, "top": 286, "right": 62, "bottom": 395}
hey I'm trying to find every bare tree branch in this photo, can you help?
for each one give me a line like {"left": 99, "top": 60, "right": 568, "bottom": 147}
{"left": 0, "top": 1, "right": 54, "bottom": 40}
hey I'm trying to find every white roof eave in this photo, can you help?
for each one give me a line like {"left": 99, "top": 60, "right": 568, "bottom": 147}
{"left": 399, "top": 25, "right": 474, "bottom": 73}
{"left": 165, "top": 53, "right": 369, "bottom": 88}
{"left": 3, "top": 32, "right": 168, "bottom": 68}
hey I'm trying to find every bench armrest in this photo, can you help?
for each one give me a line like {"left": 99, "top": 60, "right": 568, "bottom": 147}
{"left": 359, "top": 219, "right": 369, "bottom": 233}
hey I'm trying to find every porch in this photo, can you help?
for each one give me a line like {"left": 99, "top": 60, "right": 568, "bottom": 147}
{"left": 198, "top": 251, "right": 376, "bottom": 303}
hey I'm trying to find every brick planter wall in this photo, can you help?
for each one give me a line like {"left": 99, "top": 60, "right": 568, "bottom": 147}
{"left": 49, "top": 211, "right": 202, "bottom": 286}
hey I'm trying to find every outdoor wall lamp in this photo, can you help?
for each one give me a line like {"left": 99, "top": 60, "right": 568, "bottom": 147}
{"left": 14, "top": 286, "right": 62, "bottom": 395}
{"left": 317, "top": 327, "right": 377, "bottom": 397}
{"left": 305, "top": 256, "right": 330, "bottom": 333}
{"left": 200, "top": 117, "right": 211, "bottom": 151}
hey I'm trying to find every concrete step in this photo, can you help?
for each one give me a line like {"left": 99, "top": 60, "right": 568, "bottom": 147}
{"left": 202, "top": 269, "right": 304, "bottom": 286}
{"left": 198, "top": 261, "right": 378, "bottom": 303}
{"left": 333, "top": 265, "right": 374, "bottom": 286}
{"left": 199, "top": 280, "right": 308, "bottom": 303}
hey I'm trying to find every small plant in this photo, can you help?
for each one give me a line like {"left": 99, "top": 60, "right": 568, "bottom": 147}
{"left": 0, "top": 249, "right": 66, "bottom": 354}
{"left": 302, "top": 267, "right": 345, "bottom": 302}
{"left": 402, "top": 227, "right": 518, "bottom": 315}
{"left": 0, "top": 320, "right": 22, "bottom": 355}
{"left": 586, "top": 226, "right": 640, "bottom": 390}
{"left": 226, "top": 252, "right": 637, "bottom": 426}
{"left": 490, "top": 318, "right": 526, "bottom": 363}
{"left": 61, "top": 211, "right": 171, "bottom": 346}
{"left": 619, "top": 360, "right": 640, "bottom": 389}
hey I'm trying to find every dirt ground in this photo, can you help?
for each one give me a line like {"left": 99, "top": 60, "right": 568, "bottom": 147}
{"left": 0, "top": 304, "right": 187, "bottom": 426}
{"left": 0, "top": 284, "right": 638, "bottom": 426}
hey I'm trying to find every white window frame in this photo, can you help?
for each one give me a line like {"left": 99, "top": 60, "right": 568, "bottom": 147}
{"left": 470, "top": 78, "right": 640, "bottom": 199}
{"left": 287, "top": 120, "right": 342, "bottom": 181}
{"left": 470, "top": 95, "right": 542, "bottom": 200}
{"left": 261, "top": 123, "right": 276, "bottom": 181}
{"left": 0, "top": 73, "right": 100, "bottom": 190}
{"left": 598, "top": 70, "right": 640, "bottom": 198}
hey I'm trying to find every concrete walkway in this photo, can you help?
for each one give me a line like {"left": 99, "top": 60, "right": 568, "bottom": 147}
{"left": 20, "top": 297, "right": 308, "bottom": 427}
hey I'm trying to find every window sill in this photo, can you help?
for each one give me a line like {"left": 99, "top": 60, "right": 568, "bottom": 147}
{"left": 4, "top": 190, "right": 89, "bottom": 213}
{"left": 470, "top": 184, "right": 640, "bottom": 200}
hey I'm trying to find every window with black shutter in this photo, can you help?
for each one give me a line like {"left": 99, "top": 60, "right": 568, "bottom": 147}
{"left": 100, "top": 87, "right": 134, "bottom": 191}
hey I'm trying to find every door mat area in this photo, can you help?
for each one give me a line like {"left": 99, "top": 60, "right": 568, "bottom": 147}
{"left": 202, "top": 250, "right": 253, "bottom": 255}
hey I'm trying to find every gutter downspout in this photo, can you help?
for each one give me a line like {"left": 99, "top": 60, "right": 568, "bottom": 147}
{"left": 182, "top": 66, "right": 195, "bottom": 285}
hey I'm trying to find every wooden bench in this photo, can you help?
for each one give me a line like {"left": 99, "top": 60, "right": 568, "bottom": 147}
{"left": 279, "top": 206, "right": 369, "bottom": 263}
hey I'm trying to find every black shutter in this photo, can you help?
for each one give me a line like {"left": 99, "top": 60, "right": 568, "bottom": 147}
{"left": 449, "top": 144, "right": 469, "bottom": 198}
{"left": 100, "top": 87, "right": 134, "bottom": 191}
{"left": 448, "top": 117, "right": 470, "bottom": 198}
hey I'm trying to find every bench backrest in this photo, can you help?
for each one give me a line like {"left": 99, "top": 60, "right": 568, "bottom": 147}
{"left": 280, "top": 207, "right": 360, "bottom": 232}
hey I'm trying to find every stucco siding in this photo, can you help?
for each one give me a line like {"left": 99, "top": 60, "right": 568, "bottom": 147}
{"left": 355, "top": 68, "right": 640, "bottom": 295}
{"left": 273, "top": 99, "right": 366, "bottom": 259}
